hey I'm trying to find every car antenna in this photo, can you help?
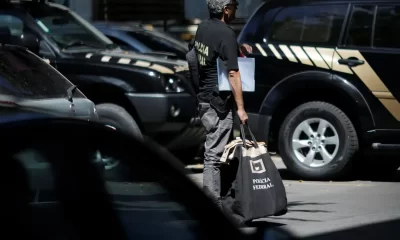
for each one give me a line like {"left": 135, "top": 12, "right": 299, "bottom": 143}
{"left": 67, "top": 85, "right": 78, "bottom": 103}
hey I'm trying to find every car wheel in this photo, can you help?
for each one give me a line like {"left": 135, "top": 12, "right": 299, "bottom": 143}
{"left": 95, "top": 103, "right": 142, "bottom": 139}
{"left": 278, "top": 101, "right": 358, "bottom": 180}
{"left": 96, "top": 103, "right": 143, "bottom": 173}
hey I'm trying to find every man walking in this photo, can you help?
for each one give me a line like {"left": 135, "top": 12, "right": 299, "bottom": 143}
{"left": 195, "top": 0, "right": 252, "bottom": 208}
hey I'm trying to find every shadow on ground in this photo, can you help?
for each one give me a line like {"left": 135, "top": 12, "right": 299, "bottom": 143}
{"left": 261, "top": 201, "right": 336, "bottom": 223}
{"left": 278, "top": 168, "right": 400, "bottom": 182}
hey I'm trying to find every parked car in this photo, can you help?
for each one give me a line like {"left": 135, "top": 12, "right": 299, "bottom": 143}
{"left": 1, "top": 0, "right": 204, "bottom": 157}
{"left": 93, "top": 22, "right": 189, "bottom": 60}
{"left": 0, "top": 43, "right": 97, "bottom": 121}
{"left": 238, "top": 0, "right": 400, "bottom": 180}
{"left": 0, "top": 113, "right": 295, "bottom": 240}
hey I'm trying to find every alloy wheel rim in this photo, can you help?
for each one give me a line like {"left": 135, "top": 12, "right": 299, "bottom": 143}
{"left": 291, "top": 118, "right": 339, "bottom": 168}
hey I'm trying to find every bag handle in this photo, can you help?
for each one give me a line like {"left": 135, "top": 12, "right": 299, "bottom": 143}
{"left": 240, "top": 123, "right": 258, "bottom": 149}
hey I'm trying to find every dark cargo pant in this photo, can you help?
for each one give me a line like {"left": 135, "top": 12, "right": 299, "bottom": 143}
{"left": 198, "top": 102, "right": 233, "bottom": 208}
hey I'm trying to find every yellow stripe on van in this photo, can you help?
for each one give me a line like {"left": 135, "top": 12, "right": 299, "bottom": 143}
{"left": 290, "top": 46, "right": 314, "bottom": 66}
{"left": 336, "top": 49, "right": 400, "bottom": 120}
{"left": 279, "top": 45, "right": 298, "bottom": 63}
{"left": 302, "top": 47, "right": 330, "bottom": 69}
{"left": 255, "top": 43, "right": 267, "bottom": 56}
{"left": 268, "top": 44, "right": 282, "bottom": 59}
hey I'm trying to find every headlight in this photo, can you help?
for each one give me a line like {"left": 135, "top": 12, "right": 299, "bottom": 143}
{"left": 163, "top": 77, "right": 185, "bottom": 93}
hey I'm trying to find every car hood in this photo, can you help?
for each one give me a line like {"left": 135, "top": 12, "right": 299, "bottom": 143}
{"left": 80, "top": 48, "right": 189, "bottom": 74}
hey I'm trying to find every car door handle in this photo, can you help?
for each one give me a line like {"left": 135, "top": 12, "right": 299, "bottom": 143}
{"left": 338, "top": 57, "right": 365, "bottom": 67}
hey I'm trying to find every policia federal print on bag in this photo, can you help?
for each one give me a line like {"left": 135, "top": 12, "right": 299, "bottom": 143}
{"left": 221, "top": 124, "right": 288, "bottom": 225}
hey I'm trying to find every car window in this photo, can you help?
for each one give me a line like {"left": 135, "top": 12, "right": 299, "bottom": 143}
{"left": 0, "top": 14, "right": 23, "bottom": 36}
{"left": 12, "top": 145, "right": 203, "bottom": 240}
{"left": 0, "top": 47, "right": 85, "bottom": 99}
{"left": 269, "top": 4, "right": 348, "bottom": 45}
{"left": 126, "top": 31, "right": 187, "bottom": 59}
{"left": 28, "top": 4, "right": 113, "bottom": 50}
{"left": 344, "top": 5, "right": 375, "bottom": 47}
{"left": 238, "top": 4, "right": 281, "bottom": 44}
{"left": 373, "top": 6, "right": 400, "bottom": 49}
{"left": 107, "top": 35, "right": 137, "bottom": 51}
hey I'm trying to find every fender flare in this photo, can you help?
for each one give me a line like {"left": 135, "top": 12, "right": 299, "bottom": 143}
{"left": 258, "top": 71, "right": 375, "bottom": 139}
{"left": 70, "top": 75, "right": 144, "bottom": 126}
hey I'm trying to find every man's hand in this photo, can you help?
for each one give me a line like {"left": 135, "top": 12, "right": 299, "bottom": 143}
{"left": 237, "top": 108, "right": 248, "bottom": 124}
{"left": 240, "top": 44, "right": 253, "bottom": 55}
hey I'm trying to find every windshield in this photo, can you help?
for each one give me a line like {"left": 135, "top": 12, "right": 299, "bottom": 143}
{"left": 29, "top": 3, "right": 114, "bottom": 50}
{"left": 0, "top": 47, "right": 85, "bottom": 100}
{"left": 127, "top": 30, "right": 188, "bottom": 58}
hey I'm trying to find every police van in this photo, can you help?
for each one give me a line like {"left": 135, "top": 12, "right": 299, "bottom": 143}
{"left": 238, "top": 0, "right": 400, "bottom": 179}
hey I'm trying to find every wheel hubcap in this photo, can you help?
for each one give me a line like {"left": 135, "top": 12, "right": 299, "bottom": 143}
{"left": 99, "top": 122, "right": 121, "bottom": 170}
{"left": 291, "top": 118, "right": 339, "bottom": 167}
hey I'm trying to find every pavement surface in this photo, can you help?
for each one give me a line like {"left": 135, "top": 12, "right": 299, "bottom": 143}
{"left": 186, "top": 156, "right": 400, "bottom": 238}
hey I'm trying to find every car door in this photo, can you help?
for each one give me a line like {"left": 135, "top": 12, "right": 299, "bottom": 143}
{"left": 7, "top": 122, "right": 250, "bottom": 240}
{"left": 335, "top": 4, "right": 400, "bottom": 131}
{"left": 239, "top": 3, "right": 348, "bottom": 113}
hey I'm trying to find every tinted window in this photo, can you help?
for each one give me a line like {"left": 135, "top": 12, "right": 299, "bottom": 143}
{"left": 270, "top": 4, "right": 347, "bottom": 45}
{"left": 374, "top": 6, "right": 400, "bottom": 49}
{"left": 126, "top": 31, "right": 187, "bottom": 59}
{"left": 107, "top": 36, "right": 135, "bottom": 51}
{"left": 29, "top": 5, "right": 113, "bottom": 50}
{"left": 0, "top": 47, "right": 85, "bottom": 99}
{"left": 345, "top": 5, "right": 374, "bottom": 47}
{"left": 238, "top": 4, "right": 281, "bottom": 44}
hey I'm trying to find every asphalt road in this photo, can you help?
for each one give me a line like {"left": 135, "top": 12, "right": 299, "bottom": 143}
{"left": 186, "top": 156, "right": 400, "bottom": 238}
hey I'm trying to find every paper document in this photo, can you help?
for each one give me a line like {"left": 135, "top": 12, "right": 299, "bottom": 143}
{"left": 217, "top": 57, "right": 255, "bottom": 92}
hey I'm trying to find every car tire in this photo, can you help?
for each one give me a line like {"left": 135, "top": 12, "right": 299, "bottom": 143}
{"left": 95, "top": 103, "right": 142, "bottom": 174}
{"left": 278, "top": 101, "right": 358, "bottom": 180}
{"left": 95, "top": 103, "right": 142, "bottom": 139}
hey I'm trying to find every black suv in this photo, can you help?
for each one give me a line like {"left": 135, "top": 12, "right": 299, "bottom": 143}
{"left": 0, "top": 0, "right": 204, "bottom": 156}
{"left": 238, "top": 0, "right": 400, "bottom": 179}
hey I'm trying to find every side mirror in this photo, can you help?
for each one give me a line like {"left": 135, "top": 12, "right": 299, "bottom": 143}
{"left": 18, "top": 32, "right": 40, "bottom": 55}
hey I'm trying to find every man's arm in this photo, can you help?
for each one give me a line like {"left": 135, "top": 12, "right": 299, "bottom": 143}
{"left": 228, "top": 70, "right": 244, "bottom": 111}
{"left": 220, "top": 31, "right": 248, "bottom": 123}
